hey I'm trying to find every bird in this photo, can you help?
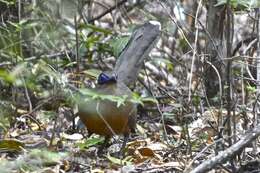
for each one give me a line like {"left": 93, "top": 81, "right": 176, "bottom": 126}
{"left": 76, "top": 72, "right": 137, "bottom": 156}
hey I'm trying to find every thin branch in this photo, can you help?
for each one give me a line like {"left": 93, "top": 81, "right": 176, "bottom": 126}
{"left": 188, "top": 0, "right": 203, "bottom": 101}
{"left": 190, "top": 124, "right": 260, "bottom": 173}
{"left": 87, "top": 0, "right": 127, "bottom": 23}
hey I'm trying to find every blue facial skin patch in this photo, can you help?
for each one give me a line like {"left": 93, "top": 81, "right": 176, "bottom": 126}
{"left": 97, "top": 73, "right": 117, "bottom": 85}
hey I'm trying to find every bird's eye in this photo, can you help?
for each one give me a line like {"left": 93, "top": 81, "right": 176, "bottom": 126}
{"left": 112, "top": 73, "right": 118, "bottom": 80}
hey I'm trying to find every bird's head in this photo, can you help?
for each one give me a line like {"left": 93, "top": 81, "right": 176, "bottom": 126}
{"left": 97, "top": 72, "right": 117, "bottom": 85}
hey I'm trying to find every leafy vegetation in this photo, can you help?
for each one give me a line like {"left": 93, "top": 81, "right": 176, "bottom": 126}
{"left": 0, "top": 0, "right": 260, "bottom": 172}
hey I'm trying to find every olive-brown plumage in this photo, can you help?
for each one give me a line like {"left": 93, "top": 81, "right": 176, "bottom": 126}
{"left": 78, "top": 82, "right": 136, "bottom": 136}
{"left": 77, "top": 73, "right": 137, "bottom": 155}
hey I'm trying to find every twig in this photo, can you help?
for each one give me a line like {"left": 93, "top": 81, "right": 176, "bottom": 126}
{"left": 159, "top": 1, "right": 194, "bottom": 51}
{"left": 87, "top": 0, "right": 127, "bottom": 23}
{"left": 22, "top": 76, "right": 32, "bottom": 112}
{"left": 185, "top": 138, "right": 223, "bottom": 172}
{"left": 96, "top": 101, "right": 117, "bottom": 137}
{"left": 25, "top": 51, "right": 73, "bottom": 61}
{"left": 188, "top": 0, "right": 203, "bottom": 102}
{"left": 190, "top": 124, "right": 260, "bottom": 173}
{"left": 49, "top": 115, "right": 58, "bottom": 147}
{"left": 74, "top": 16, "right": 80, "bottom": 73}
{"left": 205, "top": 60, "right": 223, "bottom": 118}
{"left": 20, "top": 114, "right": 42, "bottom": 131}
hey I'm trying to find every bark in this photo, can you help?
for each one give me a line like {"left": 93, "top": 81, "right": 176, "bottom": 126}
{"left": 204, "top": 0, "right": 225, "bottom": 102}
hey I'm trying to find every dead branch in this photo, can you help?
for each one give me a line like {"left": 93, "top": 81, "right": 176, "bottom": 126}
{"left": 190, "top": 124, "right": 260, "bottom": 173}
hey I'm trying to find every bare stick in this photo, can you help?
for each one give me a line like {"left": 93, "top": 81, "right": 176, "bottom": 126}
{"left": 190, "top": 124, "right": 260, "bottom": 173}
{"left": 88, "top": 0, "right": 127, "bottom": 23}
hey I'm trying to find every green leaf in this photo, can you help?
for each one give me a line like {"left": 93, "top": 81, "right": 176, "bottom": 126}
{"left": 106, "top": 153, "right": 133, "bottom": 165}
{"left": 0, "top": 139, "right": 24, "bottom": 152}
{"left": 79, "top": 88, "right": 99, "bottom": 98}
{"left": 0, "top": 0, "right": 16, "bottom": 5}
{"left": 0, "top": 149, "right": 67, "bottom": 172}
{"left": 29, "top": 149, "right": 67, "bottom": 163}
{"left": 214, "top": 0, "right": 257, "bottom": 10}
{"left": 130, "top": 93, "right": 158, "bottom": 106}
{"left": 162, "top": 112, "right": 175, "bottom": 119}
{"left": 0, "top": 63, "right": 28, "bottom": 85}
{"left": 250, "top": 0, "right": 260, "bottom": 8}
{"left": 77, "top": 88, "right": 157, "bottom": 108}
{"left": 82, "top": 69, "right": 101, "bottom": 79}
{"left": 85, "top": 35, "right": 101, "bottom": 50}
{"left": 130, "top": 93, "right": 144, "bottom": 106}
{"left": 0, "top": 101, "right": 13, "bottom": 132}
{"left": 78, "top": 23, "right": 112, "bottom": 34}
{"left": 0, "top": 69, "right": 15, "bottom": 83}
{"left": 110, "top": 35, "right": 131, "bottom": 57}
{"left": 102, "top": 94, "right": 128, "bottom": 107}
{"left": 76, "top": 137, "right": 104, "bottom": 149}
{"left": 246, "top": 85, "right": 256, "bottom": 93}
{"left": 78, "top": 88, "right": 129, "bottom": 107}
{"left": 141, "top": 97, "right": 158, "bottom": 104}
{"left": 152, "top": 58, "right": 174, "bottom": 71}
{"left": 192, "top": 95, "right": 201, "bottom": 106}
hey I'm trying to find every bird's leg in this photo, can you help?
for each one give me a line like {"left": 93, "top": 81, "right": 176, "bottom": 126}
{"left": 97, "top": 136, "right": 110, "bottom": 156}
{"left": 119, "top": 134, "right": 129, "bottom": 158}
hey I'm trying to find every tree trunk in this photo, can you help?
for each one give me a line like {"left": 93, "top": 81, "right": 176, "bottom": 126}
{"left": 204, "top": 0, "right": 225, "bottom": 102}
